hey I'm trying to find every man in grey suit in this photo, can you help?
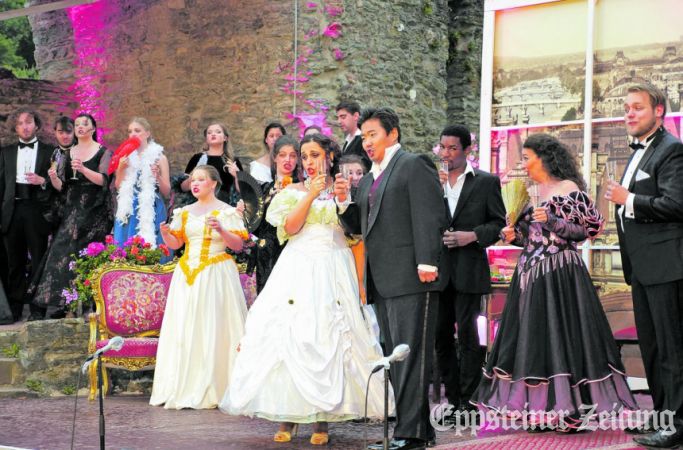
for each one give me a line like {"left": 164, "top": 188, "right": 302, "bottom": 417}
{"left": 605, "top": 83, "right": 683, "bottom": 448}
{"left": 335, "top": 107, "right": 446, "bottom": 450}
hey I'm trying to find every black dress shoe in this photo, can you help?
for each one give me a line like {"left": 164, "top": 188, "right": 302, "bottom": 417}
{"left": 367, "top": 438, "right": 432, "bottom": 450}
{"left": 634, "top": 428, "right": 683, "bottom": 448}
{"left": 625, "top": 417, "right": 657, "bottom": 435}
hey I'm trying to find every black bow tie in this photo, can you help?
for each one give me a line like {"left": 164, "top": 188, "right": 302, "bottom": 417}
{"left": 628, "top": 141, "right": 645, "bottom": 151}
{"left": 19, "top": 141, "right": 36, "bottom": 150}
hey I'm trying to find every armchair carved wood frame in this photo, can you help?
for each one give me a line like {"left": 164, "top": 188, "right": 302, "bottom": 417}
{"left": 87, "top": 261, "right": 176, "bottom": 400}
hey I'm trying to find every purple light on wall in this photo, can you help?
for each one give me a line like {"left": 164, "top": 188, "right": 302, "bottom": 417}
{"left": 67, "top": 0, "right": 116, "bottom": 140}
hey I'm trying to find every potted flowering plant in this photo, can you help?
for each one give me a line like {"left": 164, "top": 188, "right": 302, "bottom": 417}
{"left": 62, "top": 235, "right": 172, "bottom": 314}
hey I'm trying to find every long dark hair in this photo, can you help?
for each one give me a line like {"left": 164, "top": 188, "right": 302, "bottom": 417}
{"left": 522, "top": 133, "right": 586, "bottom": 191}
{"left": 203, "top": 122, "right": 235, "bottom": 171}
{"left": 75, "top": 113, "right": 98, "bottom": 142}
{"left": 271, "top": 135, "right": 301, "bottom": 181}
{"left": 263, "top": 122, "right": 286, "bottom": 149}
{"left": 300, "top": 133, "right": 340, "bottom": 175}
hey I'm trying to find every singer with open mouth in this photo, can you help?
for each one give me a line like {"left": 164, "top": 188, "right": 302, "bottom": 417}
{"left": 220, "top": 133, "right": 394, "bottom": 446}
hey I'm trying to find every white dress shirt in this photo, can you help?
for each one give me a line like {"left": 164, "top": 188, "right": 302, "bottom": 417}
{"left": 343, "top": 128, "right": 361, "bottom": 152}
{"left": 16, "top": 140, "right": 38, "bottom": 184}
{"left": 619, "top": 131, "right": 657, "bottom": 227}
{"left": 445, "top": 161, "right": 475, "bottom": 216}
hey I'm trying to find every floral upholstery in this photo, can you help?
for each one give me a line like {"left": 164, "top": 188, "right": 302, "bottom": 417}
{"left": 87, "top": 261, "right": 176, "bottom": 400}
{"left": 99, "top": 270, "right": 172, "bottom": 335}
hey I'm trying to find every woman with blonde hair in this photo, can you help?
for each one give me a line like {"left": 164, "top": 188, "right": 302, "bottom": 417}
{"left": 113, "top": 117, "right": 171, "bottom": 247}
{"left": 181, "top": 122, "right": 243, "bottom": 205}
{"left": 151, "top": 164, "right": 247, "bottom": 409}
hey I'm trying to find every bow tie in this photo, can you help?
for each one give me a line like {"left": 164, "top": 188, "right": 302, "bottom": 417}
{"left": 19, "top": 141, "right": 36, "bottom": 150}
{"left": 628, "top": 141, "right": 645, "bottom": 151}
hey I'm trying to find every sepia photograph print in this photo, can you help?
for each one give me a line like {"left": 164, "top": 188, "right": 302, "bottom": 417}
{"left": 492, "top": 0, "right": 587, "bottom": 127}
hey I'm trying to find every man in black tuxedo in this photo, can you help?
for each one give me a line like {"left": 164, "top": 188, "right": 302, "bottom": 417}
{"left": 605, "top": 83, "right": 683, "bottom": 448}
{"left": 335, "top": 100, "right": 371, "bottom": 171}
{"left": 335, "top": 108, "right": 446, "bottom": 450}
{"left": 434, "top": 125, "right": 505, "bottom": 416}
{"left": 0, "top": 109, "right": 54, "bottom": 322}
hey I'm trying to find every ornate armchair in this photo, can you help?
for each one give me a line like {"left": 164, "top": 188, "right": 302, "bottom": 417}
{"left": 88, "top": 261, "right": 176, "bottom": 400}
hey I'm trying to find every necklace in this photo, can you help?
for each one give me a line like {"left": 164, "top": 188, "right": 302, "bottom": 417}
{"left": 304, "top": 177, "right": 332, "bottom": 199}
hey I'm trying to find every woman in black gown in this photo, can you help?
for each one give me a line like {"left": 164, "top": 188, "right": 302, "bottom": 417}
{"left": 472, "top": 134, "right": 637, "bottom": 431}
{"left": 29, "top": 114, "right": 113, "bottom": 316}
{"left": 252, "top": 135, "right": 300, "bottom": 293}
{"left": 181, "top": 122, "right": 242, "bottom": 205}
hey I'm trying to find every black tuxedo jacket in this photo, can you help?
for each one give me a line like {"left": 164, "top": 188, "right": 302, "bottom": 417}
{"left": 341, "top": 135, "right": 371, "bottom": 172}
{"left": 339, "top": 149, "right": 447, "bottom": 300}
{"left": 616, "top": 129, "right": 683, "bottom": 286}
{"left": 443, "top": 169, "right": 505, "bottom": 294}
{"left": 0, "top": 141, "right": 54, "bottom": 231}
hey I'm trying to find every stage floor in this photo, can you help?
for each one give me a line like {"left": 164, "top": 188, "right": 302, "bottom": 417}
{"left": 0, "top": 394, "right": 651, "bottom": 449}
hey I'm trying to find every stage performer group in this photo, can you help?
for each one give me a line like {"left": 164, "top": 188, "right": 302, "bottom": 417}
{"left": 1, "top": 83, "right": 682, "bottom": 449}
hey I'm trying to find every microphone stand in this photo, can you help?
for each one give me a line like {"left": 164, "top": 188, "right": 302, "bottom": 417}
{"left": 97, "top": 353, "right": 105, "bottom": 450}
{"left": 383, "top": 365, "right": 390, "bottom": 450}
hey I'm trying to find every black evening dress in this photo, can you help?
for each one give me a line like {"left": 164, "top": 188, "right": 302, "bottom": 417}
{"left": 472, "top": 191, "right": 637, "bottom": 425}
{"left": 184, "top": 153, "right": 242, "bottom": 205}
{"left": 251, "top": 181, "right": 287, "bottom": 294}
{"left": 29, "top": 146, "right": 114, "bottom": 309}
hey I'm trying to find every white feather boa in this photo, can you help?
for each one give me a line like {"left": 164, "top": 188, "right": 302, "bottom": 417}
{"left": 115, "top": 141, "right": 164, "bottom": 247}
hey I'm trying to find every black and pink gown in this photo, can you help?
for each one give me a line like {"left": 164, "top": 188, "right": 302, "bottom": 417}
{"left": 472, "top": 191, "right": 637, "bottom": 422}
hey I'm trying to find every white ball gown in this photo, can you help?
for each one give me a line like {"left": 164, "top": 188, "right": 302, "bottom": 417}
{"left": 220, "top": 188, "right": 394, "bottom": 422}
{"left": 150, "top": 206, "right": 248, "bottom": 409}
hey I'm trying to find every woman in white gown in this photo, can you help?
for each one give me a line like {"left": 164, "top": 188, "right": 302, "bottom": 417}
{"left": 150, "top": 165, "right": 247, "bottom": 410}
{"left": 220, "top": 134, "right": 393, "bottom": 445}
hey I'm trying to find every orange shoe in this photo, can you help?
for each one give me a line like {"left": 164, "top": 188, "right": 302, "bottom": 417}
{"left": 310, "top": 431, "right": 329, "bottom": 445}
{"left": 273, "top": 424, "right": 298, "bottom": 443}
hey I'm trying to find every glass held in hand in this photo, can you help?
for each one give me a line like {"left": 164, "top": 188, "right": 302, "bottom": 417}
{"left": 527, "top": 182, "right": 541, "bottom": 222}
{"left": 439, "top": 160, "right": 449, "bottom": 198}
{"left": 70, "top": 150, "right": 79, "bottom": 180}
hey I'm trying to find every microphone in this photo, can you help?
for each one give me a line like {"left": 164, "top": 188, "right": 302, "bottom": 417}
{"left": 85, "top": 336, "right": 124, "bottom": 363}
{"left": 371, "top": 344, "right": 410, "bottom": 374}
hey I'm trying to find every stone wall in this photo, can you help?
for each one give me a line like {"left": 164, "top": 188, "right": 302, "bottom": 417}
{"left": 302, "top": 0, "right": 450, "bottom": 152}
{"left": 446, "top": 0, "right": 484, "bottom": 132}
{"left": 0, "top": 69, "right": 75, "bottom": 148}
{"left": 19, "top": 0, "right": 477, "bottom": 170}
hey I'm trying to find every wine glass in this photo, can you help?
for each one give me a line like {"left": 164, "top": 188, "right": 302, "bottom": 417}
{"left": 439, "top": 160, "right": 449, "bottom": 198}
{"left": 70, "top": 150, "right": 79, "bottom": 180}
{"left": 526, "top": 181, "right": 540, "bottom": 222}
{"left": 23, "top": 160, "right": 32, "bottom": 183}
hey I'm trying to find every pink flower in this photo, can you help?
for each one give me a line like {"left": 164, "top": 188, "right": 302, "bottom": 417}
{"left": 105, "top": 235, "right": 115, "bottom": 244}
{"left": 333, "top": 48, "right": 345, "bottom": 60}
{"left": 85, "top": 242, "right": 106, "bottom": 257}
{"left": 322, "top": 23, "right": 342, "bottom": 39}
{"left": 84, "top": 279, "right": 91, "bottom": 287}
{"left": 306, "top": 2, "right": 317, "bottom": 9}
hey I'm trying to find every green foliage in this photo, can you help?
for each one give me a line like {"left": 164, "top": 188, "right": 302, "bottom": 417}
{"left": 2, "top": 343, "right": 20, "bottom": 358}
{"left": 422, "top": 2, "right": 434, "bottom": 15}
{"left": 25, "top": 379, "right": 44, "bottom": 393}
{"left": 0, "top": 1, "right": 38, "bottom": 79}
{"left": 61, "top": 385, "right": 76, "bottom": 395}
{"left": 63, "top": 236, "right": 171, "bottom": 313}
{"left": 562, "top": 107, "right": 577, "bottom": 122}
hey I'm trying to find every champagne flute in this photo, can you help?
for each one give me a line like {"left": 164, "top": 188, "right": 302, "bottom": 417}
{"left": 439, "top": 160, "right": 449, "bottom": 198}
{"left": 70, "top": 150, "right": 79, "bottom": 180}
{"left": 23, "top": 159, "right": 32, "bottom": 183}
{"left": 527, "top": 181, "right": 540, "bottom": 222}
